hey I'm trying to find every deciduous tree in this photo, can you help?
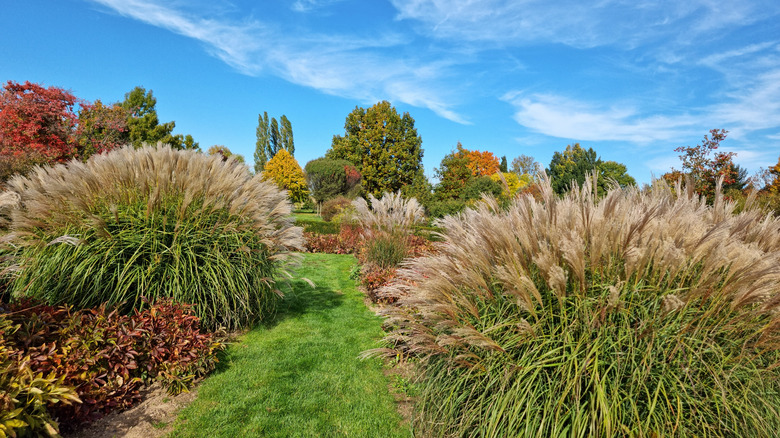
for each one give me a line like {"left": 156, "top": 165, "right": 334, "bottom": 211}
{"left": 74, "top": 99, "right": 129, "bottom": 160}
{"left": 120, "top": 86, "right": 197, "bottom": 150}
{"left": 327, "top": 101, "right": 423, "bottom": 197}
{"left": 547, "top": 143, "right": 601, "bottom": 194}
{"left": 511, "top": 154, "right": 541, "bottom": 179}
{"left": 263, "top": 149, "right": 309, "bottom": 203}
{"left": 664, "top": 129, "right": 738, "bottom": 202}
{"left": 0, "top": 80, "right": 79, "bottom": 165}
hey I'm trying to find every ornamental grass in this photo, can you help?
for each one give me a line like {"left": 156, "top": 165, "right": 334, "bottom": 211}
{"left": 0, "top": 144, "right": 303, "bottom": 330}
{"left": 375, "top": 176, "right": 780, "bottom": 437}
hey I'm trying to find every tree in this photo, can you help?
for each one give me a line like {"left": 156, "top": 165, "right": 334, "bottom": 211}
{"left": 599, "top": 161, "right": 636, "bottom": 191}
{"left": 490, "top": 172, "right": 528, "bottom": 198}
{"left": 207, "top": 145, "right": 245, "bottom": 163}
{"left": 664, "top": 129, "right": 737, "bottom": 202}
{"left": 434, "top": 146, "right": 473, "bottom": 201}
{"left": 327, "top": 101, "right": 423, "bottom": 197}
{"left": 511, "top": 154, "right": 541, "bottom": 179}
{"left": 547, "top": 143, "right": 601, "bottom": 194}
{"left": 766, "top": 156, "right": 780, "bottom": 194}
{"left": 0, "top": 80, "right": 79, "bottom": 166}
{"left": 254, "top": 112, "right": 294, "bottom": 173}
{"left": 463, "top": 146, "right": 500, "bottom": 177}
{"left": 499, "top": 156, "right": 508, "bottom": 173}
{"left": 304, "top": 157, "right": 361, "bottom": 204}
{"left": 120, "top": 86, "right": 197, "bottom": 150}
{"left": 74, "top": 99, "right": 130, "bottom": 160}
{"left": 280, "top": 115, "right": 294, "bottom": 156}
{"left": 263, "top": 149, "right": 309, "bottom": 204}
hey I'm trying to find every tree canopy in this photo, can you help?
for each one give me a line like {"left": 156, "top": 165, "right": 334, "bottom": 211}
{"left": 547, "top": 144, "right": 635, "bottom": 195}
{"left": 304, "top": 157, "right": 361, "bottom": 204}
{"left": 326, "top": 101, "right": 423, "bottom": 197}
{"left": 120, "top": 86, "right": 198, "bottom": 150}
{"left": 255, "top": 112, "right": 294, "bottom": 173}
{"left": 263, "top": 149, "right": 308, "bottom": 204}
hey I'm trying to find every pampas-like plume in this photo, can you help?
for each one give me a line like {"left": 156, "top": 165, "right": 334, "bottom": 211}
{"left": 375, "top": 173, "right": 780, "bottom": 437}
{"left": 0, "top": 144, "right": 303, "bottom": 330}
{"left": 351, "top": 191, "right": 425, "bottom": 233}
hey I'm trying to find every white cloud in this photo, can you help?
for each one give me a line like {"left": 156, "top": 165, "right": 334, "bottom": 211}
{"left": 502, "top": 92, "right": 698, "bottom": 143}
{"left": 89, "top": 0, "right": 467, "bottom": 123}
{"left": 390, "top": 0, "right": 776, "bottom": 50}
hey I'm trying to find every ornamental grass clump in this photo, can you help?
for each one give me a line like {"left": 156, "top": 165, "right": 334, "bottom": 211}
{"left": 376, "top": 176, "right": 780, "bottom": 437}
{"left": 0, "top": 144, "right": 303, "bottom": 330}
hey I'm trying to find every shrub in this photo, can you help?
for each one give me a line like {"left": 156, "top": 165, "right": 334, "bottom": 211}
{"left": 321, "top": 196, "right": 352, "bottom": 222}
{"left": 376, "top": 176, "right": 780, "bottom": 437}
{"left": 2, "top": 299, "right": 222, "bottom": 430}
{"left": 1, "top": 316, "right": 81, "bottom": 437}
{"left": 0, "top": 145, "right": 303, "bottom": 330}
{"left": 303, "top": 224, "right": 364, "bottom": 254}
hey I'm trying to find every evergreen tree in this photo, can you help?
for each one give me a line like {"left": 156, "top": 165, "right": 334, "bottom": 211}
{"left": 500, "top": 155, "right": 508, "bottom": 172}
{"left": 280, "top": 115, "right": 294, "bottom": 156}
{"left": 255, "top": 112, "right": 294, "bottom": 173}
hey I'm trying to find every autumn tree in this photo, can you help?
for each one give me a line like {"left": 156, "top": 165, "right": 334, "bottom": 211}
{"left": 263, "top": 149, "right": 309, "bottom": 204}
{"left": 120, "top": 86, "right": 197, "bottom": 150}
{"left": 0, "top": 81, "right": 79, "bottom": 168}
{"left": 663, "top": 129, "right": 739, "bottom": 202}
{"left": 254, "top": 112, "right": 294, "bottom": 173}
{"left": 73, "top": 99, "right": 129, "bottom": 160}
{"left": 766, "top": 156, "right": 780, "bottom": 194}
{"left": 207, "top": 145, "right": 245, "bottom": 163}
{"left": 326, "top": 101, "right": 423, "bottom": 197}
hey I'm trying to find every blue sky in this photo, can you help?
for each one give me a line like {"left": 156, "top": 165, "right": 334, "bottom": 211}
{"left": 2, "top": 0, "right": 780, "bottom": 184}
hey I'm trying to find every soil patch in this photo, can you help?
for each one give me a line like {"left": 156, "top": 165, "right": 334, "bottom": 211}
{"left": 63, "top": 382, "right": 198, "bottom": 438}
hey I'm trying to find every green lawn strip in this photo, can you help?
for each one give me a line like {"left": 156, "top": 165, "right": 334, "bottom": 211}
{"left": 169, "top": 253, "right": 410, "bottom": 438}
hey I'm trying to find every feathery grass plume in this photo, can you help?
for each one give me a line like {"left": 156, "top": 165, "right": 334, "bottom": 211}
{"left": 0, "top": 144, "right": 303, "bottom": 330}
{"left": 351, "top": 191, "right": 425, "bottom": 234}
{"left": 374, "top": 174, "right": 780, "bottom": 437}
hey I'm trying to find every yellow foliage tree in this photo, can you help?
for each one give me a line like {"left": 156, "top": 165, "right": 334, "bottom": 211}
{"left": 263, "top": 149, "right": 309, "bottom": 203}
{"left": 490, "top": 172, "right": 530, "bottom": 198}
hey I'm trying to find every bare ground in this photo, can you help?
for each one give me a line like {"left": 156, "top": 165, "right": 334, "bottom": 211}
{"left": 62, "top": 382, "right": 199, "bottom": 438}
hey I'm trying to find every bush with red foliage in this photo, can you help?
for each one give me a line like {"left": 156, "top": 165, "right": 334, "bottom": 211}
{"left": 304, "top": 224, "right": 364, "bottom": 254}
{"left": 2, "top": 299, "right": 222, "bottom": 430}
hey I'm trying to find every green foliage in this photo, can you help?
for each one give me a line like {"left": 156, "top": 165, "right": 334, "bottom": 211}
{"left": 297, "top": 218, "right": 340, "bottom": 235}
{"left": 461, "top": 175, "right": 502, "bottom": 201}
{"left": 327, "top": 101, "right": 423, "bottom": 197}
{"left": 547, "top": 143, "right": 601, "bottom": 194}
{"left": 254, "top": 112, "right": 294, "bottom": 173}
{"left": 599, "top": 160, "right": 636, "bottom": 189}
{"left": 499, "top": 155, "right": 508, "bottom": 172}
{"left": 1, "top": 145, "right": 303, "bottom": 330}
{"left": 304, "top": 157, "right": 361, "bottom": 204}
{"left": 120, "top": 87, "right": 198, "bottom": 150}
{"left": 363, "top": 233, "right": 408, "bottom": 269}
{"left": 378, "top": 178, "right": 780, "bottom": 437}
{"left": 434, "top": 146, "right": 473, "bottom": 201}
{"left": 320, "top": 196, "right": 353, "bottom": 222}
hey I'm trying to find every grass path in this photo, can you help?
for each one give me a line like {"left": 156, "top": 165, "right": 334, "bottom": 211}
{"left": 169, "top": 253, "right": 410, "bottom": 438}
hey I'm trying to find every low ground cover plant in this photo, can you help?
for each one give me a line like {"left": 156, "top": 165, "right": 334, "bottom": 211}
{"left": 1, "top": 299, "right": 222, "bottom": 435}
{"left": 376, "top": 177, "right": 780, "bottom": 437}
{"left": 0, "top": 144, "right": 303, "bottom": 330}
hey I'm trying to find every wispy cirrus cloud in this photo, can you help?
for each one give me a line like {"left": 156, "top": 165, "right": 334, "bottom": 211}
{"left": 501, "top": 92, "right": 699, "bottom": 143}
{"left": 88, "top": 0, "right": 468, "bottom": 123}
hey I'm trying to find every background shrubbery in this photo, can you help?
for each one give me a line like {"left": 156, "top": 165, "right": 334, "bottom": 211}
{"left": 377, "top": 177, "right": 780, "bottom": 437}
{"left": 0, "top": 145, "right": 303, "bottom": 330}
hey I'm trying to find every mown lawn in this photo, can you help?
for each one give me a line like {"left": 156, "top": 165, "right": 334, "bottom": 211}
{"left": 169, "top": 253, "right": 410, "bottom": 438}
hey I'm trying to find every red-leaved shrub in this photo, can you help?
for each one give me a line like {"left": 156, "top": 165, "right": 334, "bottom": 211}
{"left": 2, "top": 299, "right": 222, "bottom": 430}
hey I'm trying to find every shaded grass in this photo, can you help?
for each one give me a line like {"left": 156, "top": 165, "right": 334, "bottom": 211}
{"left": 170, "top": 253, "right": 410, "bottom": 438}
